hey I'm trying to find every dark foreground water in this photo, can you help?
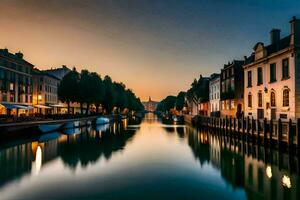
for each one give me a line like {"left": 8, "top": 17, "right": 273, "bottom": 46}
{"left": 0, "top": 113, "right": 299, "bottom": 200}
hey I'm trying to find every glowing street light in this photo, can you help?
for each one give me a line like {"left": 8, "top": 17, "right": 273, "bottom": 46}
{"left": 282, "top": 175, "right": 292, "bottom": 188}
{"left": 266, "top": 166, "right": 272, "bottom": 178}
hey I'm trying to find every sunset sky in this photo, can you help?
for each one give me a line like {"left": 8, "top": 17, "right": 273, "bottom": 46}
{"left": 0, "top": 0, "right": 299, "bottom": 101}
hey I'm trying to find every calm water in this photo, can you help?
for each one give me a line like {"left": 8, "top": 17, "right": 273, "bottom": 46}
{"left": 0, "top": 113, "right": 299, "bottom": 200}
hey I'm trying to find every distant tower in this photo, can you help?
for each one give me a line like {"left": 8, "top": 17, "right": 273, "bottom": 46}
{"left": 149, "top": 96, "right": 151, "bottom": 102}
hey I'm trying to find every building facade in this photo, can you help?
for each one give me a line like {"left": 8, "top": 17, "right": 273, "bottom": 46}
{"left": 32, "top": 69, "right": 60, "bottom": 114}
{"left": 209, "top": 73, "right": 220, "bottom": 117}
{"left": 142, "top": 97, "right": 158, "bottom": 112}
{"left": 0, "top": 49, "right": 34, "bottom": 116}
{"left": 220, "top": 60, "right": 244, "bottom": 118}
{"left": 244, "top": 17, "right": 300, "bottom": 121}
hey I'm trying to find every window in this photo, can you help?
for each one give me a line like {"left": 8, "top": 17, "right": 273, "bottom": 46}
{"left": 258, "top": 92, "right": 263, "bottom": 107}
{"left": 248, "top": 93, "right": 252, "bottom": 108}
{"left": 247, "top": 71, "right": 252, "bottom": 87}
{"left": 257, "top": 67, "right": 263, "bottom": 85}
{"left": 231, "top": 100, "right": 235, "bottom": 109}
{"left": 270, "top": 63, "right": 276, "bottom": 82}
{"left": 9, "top": 83, "right": 14, "bottom": 91}
{"left": 283, "top": 89, "right": 289, "bottom": 107}
{"left": 271, "top": 91, "right": 276, "bottom": 107}
{"left": 282, "top": 58, "right": 289, "bottom": 79}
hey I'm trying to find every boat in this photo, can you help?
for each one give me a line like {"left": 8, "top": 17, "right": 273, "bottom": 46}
{"left": 38, "top": 132, "right": 61, "bottom": 142}
{"left": 95, "top": 117, "right": 110, "bottom": 125}
{"left": 95, "top": 124, "right": 110, "bottom": 132}
{"left": 38, "top": 124, "right": 62, "bottom": 133}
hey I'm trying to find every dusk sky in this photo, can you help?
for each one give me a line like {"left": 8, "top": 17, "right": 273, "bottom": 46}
{"left": 0, "top": 0, "right": 299, "bottom": 101}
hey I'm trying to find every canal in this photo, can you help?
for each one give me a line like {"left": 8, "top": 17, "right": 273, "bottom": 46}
{"left": 0, "top": 113, "right": 299, "bottom": 199}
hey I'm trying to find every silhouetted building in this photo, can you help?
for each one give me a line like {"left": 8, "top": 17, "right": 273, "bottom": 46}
{"left": 142, "top": 96, "right": 158, "bottom": 112}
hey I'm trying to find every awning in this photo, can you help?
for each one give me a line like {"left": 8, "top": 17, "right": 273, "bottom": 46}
{"left": 0, "top": 103, "right": 34, "bottom": 110}
{"left": 49, "top": 103, "right": 67, "bottom": 108}
{"left": 34, "top": 105, "right": 52, "bottom": 109}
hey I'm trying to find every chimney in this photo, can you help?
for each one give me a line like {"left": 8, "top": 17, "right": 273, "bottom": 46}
{"left": 290, "top": 16, "right": 300, "bottom": 46}
{"left": 270, "top": 29, "right": 280, "bottom": 44}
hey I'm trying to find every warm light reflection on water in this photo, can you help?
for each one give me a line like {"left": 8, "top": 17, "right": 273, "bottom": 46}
{"left": 0, "top": 113, "right": 299, "bottom": 200}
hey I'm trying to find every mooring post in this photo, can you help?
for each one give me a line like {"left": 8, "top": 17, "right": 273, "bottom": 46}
{"left": 269, "top": 119, "right": 273, "bottom": 146}
{"left": 288, "top": 119, "right": 293, "bottom": 147}
{"left": 278, "top": 118, "right": 282, "bottom": 148}
{"left": 263, "top": 118, "right": 267, "bottom": 145}
{"left": 247, "top": 116, "right": 250, "bottom": 141}
{"left": 297, "top": 119, "right": 300, "bottom": 149}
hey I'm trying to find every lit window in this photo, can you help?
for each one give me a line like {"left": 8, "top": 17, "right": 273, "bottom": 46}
{"left": 231, "top": 100, "right": 235, "bottom": 109}
{"left": 271, "top": 91, "right": 276, "bottom": 107}
{"left": 258, "top": 92, "right": 263, "bottom": 107}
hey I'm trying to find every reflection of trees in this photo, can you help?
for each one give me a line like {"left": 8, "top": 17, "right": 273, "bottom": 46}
{"left": 187, "top": 130, "right": 210, "bottom": 166}
{"left": 0, "top": 120, "right": 140, "bottom": 188}
{"left": 58, "top": 127, "right": 138, "bottom": 169}
{"left": 0, "top": 143, "right": 32, "bottom": 187}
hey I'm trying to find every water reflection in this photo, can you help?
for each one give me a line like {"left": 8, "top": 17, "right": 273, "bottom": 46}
{"left": 186, "top": 126, "right": 300, "bottom": 200}
{"left": 0, "top": 114, "right": 299, "bottom": 199}
{"left": 0, "top": 118, "right": 139, "bottom": 188}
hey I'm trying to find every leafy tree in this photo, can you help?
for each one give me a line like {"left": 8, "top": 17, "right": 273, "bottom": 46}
{"left": 186, "top": 75, "right": 209, "bottom": 113}
{"left": 58, "top": 68, "right": 79, "bottom": 113}
{"left": 175, "top": 91, "right": 186, "bottom": 110}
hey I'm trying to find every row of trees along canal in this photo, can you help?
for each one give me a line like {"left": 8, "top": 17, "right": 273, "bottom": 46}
{"left": 58, "top": 68, "right": 144, "bottom": 114}
{"left": 156, "top": 75, "right": 208, "bottom": 115}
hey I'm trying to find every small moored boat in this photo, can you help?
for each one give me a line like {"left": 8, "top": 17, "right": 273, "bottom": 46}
{"left": 95, "top": 117, "right": 110, "bottom": 125}
{"left": 38, "top": 124, "right": 62, "bottom": 133}
{"left": 63, "top": 121, "right": 80, "bottom": 129}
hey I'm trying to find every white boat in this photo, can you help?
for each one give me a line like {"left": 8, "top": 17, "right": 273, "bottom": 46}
{"left": 95, "top": 117, "right": 110, "bottom": 125}
{"left": 38, "top": 124, "right": 62, "bottom": 133}
{"left": 95, "top": 124, "right": 110, "bottom": 132}
{"left": 63, "top": 121, "right": 80, "bottom": 129}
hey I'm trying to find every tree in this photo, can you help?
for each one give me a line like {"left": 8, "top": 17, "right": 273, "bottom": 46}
{"left": 175, "top": 91, "right": 186, "bottom": 110}
{"left": 186, "top": 75, "right": 209, "bottom": 113}
{"left": 58, "top": 67, "right": 79, "bottom": 113}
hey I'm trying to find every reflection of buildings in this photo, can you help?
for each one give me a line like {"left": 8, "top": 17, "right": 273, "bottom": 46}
{"left": 186, "top": 127, "right": 300, "bottom": 199}
{"left": 142, "top": 96, "right": 158, "bottom": 112}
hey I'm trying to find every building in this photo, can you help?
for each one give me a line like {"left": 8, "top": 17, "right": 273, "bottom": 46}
{"left": 220, "top": 60, "right": 244, "bottom": 118}
{"left": 244, "top": 17, "right": 300, "bottom": 121}
{"left": 0, "top": 49, "right": 34, "bottom": 116}
{"left": 209, "top": 73, "right": 221, "bottom": 117}
{"left": 45, "top": 65, "right": 71, "bottom": 80}
{"left": 186, "top": 76, "right": 210, "bottom": 116}
{"left": 32, "top": 69, "right": 60, "bottom": 114}
{"left": 142, "top": 97, "right": 158, "bottom": 112}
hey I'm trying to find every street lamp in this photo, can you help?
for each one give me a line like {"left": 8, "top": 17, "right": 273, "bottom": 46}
{"left": 38, "top": 94, "right": 42, "bottom": 114}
